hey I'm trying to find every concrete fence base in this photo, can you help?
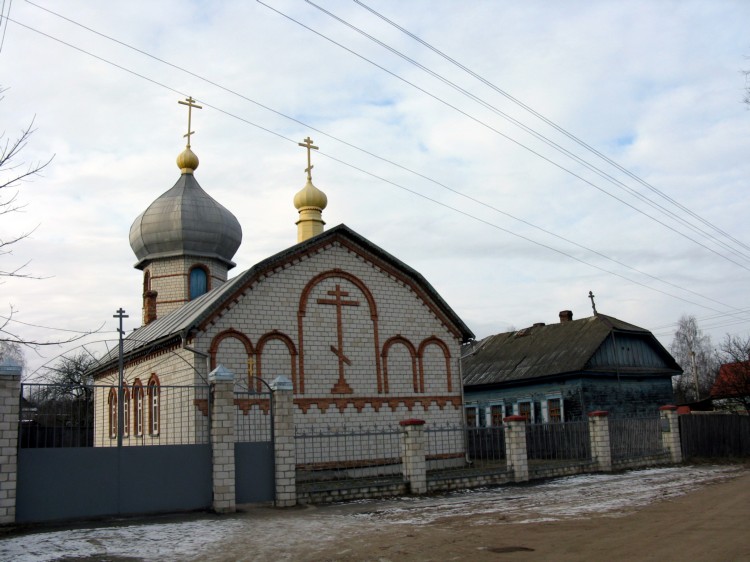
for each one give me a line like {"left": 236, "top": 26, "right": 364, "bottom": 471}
{"left": 2, "top": 358, "right": 686, "bottom": 522}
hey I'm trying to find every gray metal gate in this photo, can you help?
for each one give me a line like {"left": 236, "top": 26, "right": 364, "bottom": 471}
{"left": 234, "top": 387, "right": 275, "bottom": 503}
{"left": 17, "top": 383, "right": 212, "bottom": 523}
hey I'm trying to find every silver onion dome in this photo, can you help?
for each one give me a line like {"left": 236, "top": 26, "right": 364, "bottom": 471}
{"left": 129, "top": 173, "right": 242, "bottom": 270}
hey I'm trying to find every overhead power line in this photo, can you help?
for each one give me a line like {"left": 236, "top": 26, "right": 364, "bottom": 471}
{"left": 305, "top": 0, "right": 750, "bottom": 266}
{"left": 352, "top": 0, "right": 750, "bottom": 257}
{"left": 272, "top": 0, "right": 750, "bottom": 270}
{"left": 20, "top": 1, "right": 749, "bottom": 316}
{"left": 7, "top": 13, "right": 750, "bottom": 324}
{"left": 0, "top": 0, "right": 12, "bottom": 54}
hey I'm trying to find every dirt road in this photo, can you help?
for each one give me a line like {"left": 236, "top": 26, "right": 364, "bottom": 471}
{"left": 284, "top": 466, "right": 750, "bottom": 562}
{"left": 1, "top": 465, "right": 748, "bottom": 561}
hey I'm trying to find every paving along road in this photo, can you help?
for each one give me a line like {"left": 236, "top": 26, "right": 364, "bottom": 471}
{"left": 1, "top": 464, "right": 748, "bottom": 561}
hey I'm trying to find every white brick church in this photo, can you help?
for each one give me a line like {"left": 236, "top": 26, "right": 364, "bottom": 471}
{"left": 91, "top": 101, "right": 473, "bottom": 443}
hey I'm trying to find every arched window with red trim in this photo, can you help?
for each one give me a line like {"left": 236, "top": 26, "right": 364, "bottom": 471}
{"left": 122, "top": 384, "right": 130, "bottom": 438}
{"left": 148, "top": 374, "right": 160, "bottom": 436}
{"left": 133, "top": 379, "right": 144, "bottom": 437}
{"left": 107, "top": 388, "right": 117, "bottom": 439}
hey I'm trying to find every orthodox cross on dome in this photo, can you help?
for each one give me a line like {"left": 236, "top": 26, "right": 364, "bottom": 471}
{"left": 588, "top": 290, "right": 598, "bottom": 315}
{"left": 178, "top": 96, "right": 203, "bottom": 148}
{"left": 317, "top": 284, "right": 359, "bottom": 394}
{"left": 298, "top": 136, "right": 319, "bottom": 181}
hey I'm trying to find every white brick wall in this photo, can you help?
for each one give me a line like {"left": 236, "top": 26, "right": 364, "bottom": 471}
{"left": 98, "top": 237, "right": 465, "bottom": 447}
{"left": 0, "top": 375, "right": 20, "bottom": 523}
{"left": 145, "top": 257, "right": 229, "bottom": 320}
{"left": 94, "top": 348, "right": 207, "bottom": 447}
{"left": 201, "top": 242, "right": 464, "bottom": 431}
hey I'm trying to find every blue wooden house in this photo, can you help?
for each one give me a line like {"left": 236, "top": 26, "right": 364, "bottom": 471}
{"left": 462, "top": 311, "right": 681, "bottom": 424}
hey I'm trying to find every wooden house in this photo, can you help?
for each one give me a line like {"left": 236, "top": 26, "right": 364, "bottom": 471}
{"left": 462, "top": 310, "right": 681, "bottom": 423}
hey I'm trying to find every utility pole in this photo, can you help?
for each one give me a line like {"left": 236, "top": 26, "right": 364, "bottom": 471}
{"left": 690, "top": 350, "right": 700, "bottom": 401}
{"left": 114, "top": 308, "right": 128, "bottom": 447}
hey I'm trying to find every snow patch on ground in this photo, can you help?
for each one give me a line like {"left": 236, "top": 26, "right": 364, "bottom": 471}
{"left": 0, "top": 465, "right": 744, "bottom": 561}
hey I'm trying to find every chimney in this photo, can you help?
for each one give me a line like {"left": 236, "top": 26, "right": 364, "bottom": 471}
{"left": 144, "top": 290, "right": 158, "bottom": 325}
{"left": 559, "top": 310, "right": 573, "bottom": 323}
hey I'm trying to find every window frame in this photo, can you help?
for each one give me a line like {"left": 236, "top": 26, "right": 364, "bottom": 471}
{"left": 464, "top": 405, "right": 479, "bottom": 427}
{"left": 546, "top": 395, "right": 563, "bottom": 423}
{"left": 133, "top": 379, "right": 144, "bottom": 437}
{"left": 148, "top": 374, "right": 160, "bottom": 437}
{"left": 188, "top": 265, "right": 210, "bottom": 300}
{"left": 122, "top": 384, "right": 130, "bottom": 438}
{"left": 488, "top": 402, "right": 505, "bottom": 426}
{"left": 107, "top": 388, "right": 117, "bottom": 439}
{"left": 517, "top": 400, "right": 533, "bottom": 423}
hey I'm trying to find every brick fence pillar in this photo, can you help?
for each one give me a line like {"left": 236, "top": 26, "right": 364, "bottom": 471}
{"left": 0, "top": 358, "right": 21, "bottom": 524}
{"left": 503, "top": 416, "right": 529, "bottom": 482}
{"left": 659, "top": 405, "right": 682, "bottom": 463}
{"left": 270, "top": 376, "right": 296, "bottom": 507}
{"left": 209, "top": 365, "right": 236, "bottom": 514}
{"left": 588, "top": 410, "right": 612, "bottom": 472}
{"left": 400, "top": 419, "right": 427, "bottom": 494}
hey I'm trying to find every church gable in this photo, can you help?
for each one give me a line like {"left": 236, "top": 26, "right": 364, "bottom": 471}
{"left": 203, "top": 236, "right": 462, "bottom": 396}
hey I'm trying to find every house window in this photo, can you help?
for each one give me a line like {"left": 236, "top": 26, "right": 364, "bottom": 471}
{"left": 465, "top": 405, "right": 478, "bottom": 427}
{"left": 547, "top": 397, "right": 562, "bottom": 422}
{"left": 518, "top": 401, "right": 532, "bottom": 423}
{"left": 122, "top": 384, "right": 130, "bottom": 438}
{"left": 189, "top": 266, "right": 209, "bottom": 300}
{"left": 133, "top": 379, "right": 144, "bottom": 437}
{"left": 489, "top": 403, "right": 504, "bottom": 426}
{"left": 148, "top": 374, "right": 160, "bottom": 436}
{"left": 107, "top": 388, "right": 117, "bottom": 439}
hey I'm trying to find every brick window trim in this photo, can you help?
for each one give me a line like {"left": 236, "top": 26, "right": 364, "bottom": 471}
{"left": 148, "top": 373, "right": 161, "bottom": 437}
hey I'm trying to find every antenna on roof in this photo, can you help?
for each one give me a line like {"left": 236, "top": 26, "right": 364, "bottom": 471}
{"left": 588, "top": 290, "right": 598, "bottom": 316}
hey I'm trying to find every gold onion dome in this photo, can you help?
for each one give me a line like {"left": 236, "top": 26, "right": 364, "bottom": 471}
{"left": 294, "top": 178, "right": 328, "bottom": 210}
{"left": 176, "top": 147, "right": 199, "bottom": 174}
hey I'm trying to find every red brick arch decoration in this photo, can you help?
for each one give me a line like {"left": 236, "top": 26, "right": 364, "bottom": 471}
{"left": 209, "top": 329, "right": 256, "bottom": 383}
{"left": 381, "top": 335, "right": 418, "bottom": 393}
{"left": 418, "top": 336, "right": 453, "bottom": 393}
{"left": 297, "top": 269, "right": 382, "bottom": 394}
{"left": 256, "top": 330, "right": 298, "bottom": 392}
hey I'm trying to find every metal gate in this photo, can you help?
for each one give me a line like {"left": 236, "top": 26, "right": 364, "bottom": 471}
{"left": 234, "top": 385, "right": 275, "bottom": 503}
{"left": 17, "top": 383, "right": 212, "bottom": 523}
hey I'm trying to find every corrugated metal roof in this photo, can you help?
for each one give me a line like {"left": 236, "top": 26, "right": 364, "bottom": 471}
{"left": 462, "top": 314, "right": 680, "bottom": 387}
{"left": 96, "top": 224, "right": 474, "bottom": 374}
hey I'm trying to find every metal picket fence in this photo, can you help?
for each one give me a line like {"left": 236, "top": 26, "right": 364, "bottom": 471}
{"left": 609, "top": 416, "right": 665, "bottom": 460}
{"left": 295, "top": 426, "right": 403, "bottom": 485}
{"left": 525, "top": 420, "right": 591, "bottom": 466}
{"left": 426, "top": 424, "right": 506, "bottom": 477}
{"left": 19, "top": 383, "right": 210, "bottom": 448}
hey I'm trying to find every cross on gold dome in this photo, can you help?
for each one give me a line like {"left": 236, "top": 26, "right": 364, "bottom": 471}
{"left": 298, "top": 136, "right": 319, "bottom": 181}
{"left": 178, "top": 96, "right": 203, "bottom": 148}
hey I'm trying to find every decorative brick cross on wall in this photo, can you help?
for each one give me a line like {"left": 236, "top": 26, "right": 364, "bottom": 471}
{"left": 317, "top": 284, "right": 360, "bottom": 394}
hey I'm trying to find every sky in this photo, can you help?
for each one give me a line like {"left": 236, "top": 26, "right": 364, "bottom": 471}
{"left": 1, "top": 0, "right": 749, "bottom": 377}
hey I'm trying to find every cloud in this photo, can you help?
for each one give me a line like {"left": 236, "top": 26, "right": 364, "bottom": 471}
{"left": 2, "top": 0, "right": 749, "bottom": 374}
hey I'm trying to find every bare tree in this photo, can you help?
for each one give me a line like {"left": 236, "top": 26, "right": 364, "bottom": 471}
{"left": 1, "top": 89, "right": 54, "bottom": 281}
{"left": 713, "top": 334, "right": 750, "bottom": 412}
{"left": 0, "top": 340, "right": 25, "bottom": 371}
{"left": 38, "top": 351, "right": 99, "bottom": 400}
{"left": 0, "top": 87, "right": 100, "bottom": 348}
{"left": 25, "top": 351, "right": 99, "bottom": 447}
{"left": 669, "top": 315, "right": 718, "bottom": 403}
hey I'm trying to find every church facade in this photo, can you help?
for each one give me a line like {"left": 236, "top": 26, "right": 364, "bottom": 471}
{"left": 91, "top": 102, "right": 473, "bottom": 446}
